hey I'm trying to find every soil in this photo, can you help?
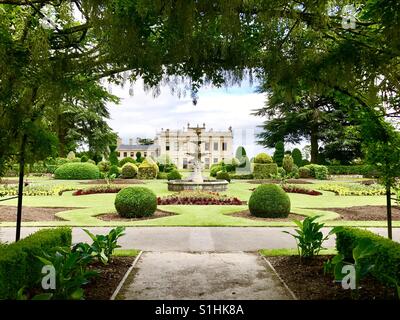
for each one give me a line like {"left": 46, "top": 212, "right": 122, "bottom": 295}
{"left": 230, "top": 210, "right": 305, "bottom": 222}
{"left": 0, "top": 206, "right": 73, "bottom": 221}
{"left": 79, "top": 179, "right": 145, "bottom": 185}
{"left": 317, "top": 205, "right": 400, "bottom": 221}
{"left": 248, "top": 179, "right": 313, "bottom": 184}
{"left": 267, "top": 255, "right": 397, "bottom": 300}
{"left": 97, "top": 209, "right": 175, "bottom": 221}
{"left": 84, "top": 256, "right": 135, "bottom": 300}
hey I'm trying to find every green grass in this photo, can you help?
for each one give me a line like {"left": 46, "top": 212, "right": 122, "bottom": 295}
{"left": 259, "top": 248, "right": 337, "bottom": 256}
{"left": 113, "top": 249, "right": 140, "bottom": 257}
{"left": 0, "top": 177, "right": 397, "bottom": 227}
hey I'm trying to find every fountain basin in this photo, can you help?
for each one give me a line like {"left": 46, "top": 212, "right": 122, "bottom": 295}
{"left": 167, "top": 179, "right": 229, "bottom": 192}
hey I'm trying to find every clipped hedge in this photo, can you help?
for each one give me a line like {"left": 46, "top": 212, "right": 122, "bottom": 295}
{"left": 229, "top": 173, "right": 254, "bottom": 180}
{"left": 210, "top": 164, "right": 223, "bottom": 177}
{"left": 327, "top": 165, "right": 379, "bottom": 177}
{"left": 137, "top": 159, "right": 157, "bottom": 179}
{"left": 253, "top": 163, "right": 278, "bottom": 179}
{"left": 115, "top": 187, "right": 157, "bottom": 218}
{"left": 254, "top": 153, "right": 273, "bottom": 164}
{"left": 302, "top": 164, "right": 328, "bottom": 180}
{"left": 54, "top": 162, "right": 100, "bottom": 180}
{"left": 0, "top": 228, "right": 72, "bottom": 299}
{"left": 336, "top": 227, "right": 400, "bottom": 287}
{"left": 248, "top": 184, "right": 290, "bottom": 218}
{"left": 119, "top": 157, "right": 136, "bottom": 167}
{"left": 299, "top": 166, "right": 311, "bottom": 178}
{"left": 121, "top": 163, "right": 138, "bottom": 179}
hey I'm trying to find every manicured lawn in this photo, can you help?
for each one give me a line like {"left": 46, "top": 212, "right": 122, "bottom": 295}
{"left": 0, "top": 177, "right": 397, "bottom": 227}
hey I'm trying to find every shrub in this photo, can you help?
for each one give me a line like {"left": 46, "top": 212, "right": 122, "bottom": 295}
{"left": 108, "top": 145, "right": 119, "bottom": 166}
{"left": 282, "top": 154, "right": 294, "bottom": 173}
{"left": 336, "top": 227, "right": 400, "bottom": 288}
{"left": 80, "top": 155, "right": 89, "bottom": 163}
{"left": 303, "top": 164, "right": 329, "bottom": 180}
{"left": 299, "top": 166, "right": 311, "bottom": 178}
{"left": 54, "top": 163, "right": 100, "bottom": 180}
{"left": 292, "top": 148, "right": 303, "bottom": 167}
{"left": 121, "top": 163, "right": 138, "bottom": 179}
{"left": 55, "top": 157, "right": 70, "bottom": 166}
{"left": 119, "top": 157, "right": 136, "bottom": 167}
{"left": 0, "top": 228, "right": 72, "bottom": 299}
{"left": 253, "top": 163, "right": 278, "bottom": 179}
{"left": 73, "top": 185, "right": 123, "bottom": 196}
{"left": 145, "top": 157, "right": 159, "bottom": 174}
{"left": 67, "top": 151, "right": 76, "bottom": 160}
{"left": 287, "top": 164, "right": 299, "bottom": 179}
{"left": 277, "top": 167, "right": 286, "bottom": 178}
{"left": 254, "top": 153, "right": 273, "bottom": 164}
{"left": 167, "top": 169, "right": 182, "bottom": 181}
{"left": 216, "top": 171, "right": 231, "bottom": 182}
{"left": 248, "top": 184, "right": 290, "bottom": 218}
{"left": 229, "top": 173, "right": 254, "bottom": 180}
{"left": 273, "top": 141, "right": 285, "bottom": 167}
{"left": 157, "top": 172, "right": 169, "bottom": 179}
{"left": 137, "top": 159, "right": 157, "bottom": 179}
{"left": 210, "top": 164, "right": 223, "bottom": 177}
{"left": 87, "top": 159, "right": 96, "bottom": 165}
{"left": 109, "top": 165, "right": 120, "bottom": 178}
{"left": 97, "top": 161, "right": 111, "bottom": 173}
{"left": 115, "top": 187, "right": 157, "bottom": 218}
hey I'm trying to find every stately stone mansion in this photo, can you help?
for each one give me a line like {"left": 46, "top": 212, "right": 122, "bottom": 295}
{"left": 117, "top": 123, "right": 234, "bottom": 169}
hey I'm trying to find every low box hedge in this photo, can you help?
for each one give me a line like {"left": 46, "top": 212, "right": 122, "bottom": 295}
{"left": 327, "top": 165, "right": 379, "bottom": 177}
{"left": 336, "top": 227, "right": 400, "bottom": 287}
{"left": 229, "top": 173, "right": 254, "bottom": 180}
{"left": 0, "top": 228, "right": 72, "bottom": 299}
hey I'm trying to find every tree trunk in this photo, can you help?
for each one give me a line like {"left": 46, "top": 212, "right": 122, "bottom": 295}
{"left": 386, "top": 184, "right": 393, "bottom": 240}
{"left": 16, "top": 134, "right": 27, "bottom": 242}
{"left": 310, "top": 129, "right": 319, "bottom": 164}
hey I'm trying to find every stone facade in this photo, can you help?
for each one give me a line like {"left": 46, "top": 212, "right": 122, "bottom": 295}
{"left": 117, "top": 124, "right": 234, "bottom": 169}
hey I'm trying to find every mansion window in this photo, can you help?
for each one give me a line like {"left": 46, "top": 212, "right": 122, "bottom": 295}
{"left": 205, "top": 143, "right": 210, "bottom": 151}
{"left": 174, "top": 142, "right": 179, "bottom": 151}
{"left": 205, "top": 158, "right": 210, "bottom": 169}
{"left": 166, "top": 143, "right": 170, "bottom": 151}
{"left": 213, "top": 142, "right": 218, "bottom": 151}
{"left": 183, "top": 158, "right": 188, "bottom": 169}
{"left": 213, "top": 158, "right": 218, "bottom": 164}
{"left": 222, "top": 142, "right": 228, "bottom": 151}
{"left": 130, "top": 152, "right": 135, "bottom": 157}
{"left": 123, "top": 152, "right": 127, "bottom": 157}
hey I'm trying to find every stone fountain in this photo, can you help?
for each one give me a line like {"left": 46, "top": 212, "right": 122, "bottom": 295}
{"left": 167, "top": 125, "right": 229, "bottom": 192}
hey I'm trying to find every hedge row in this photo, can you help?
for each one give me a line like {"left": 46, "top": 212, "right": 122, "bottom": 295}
{"left": 336, "top": 227, "right": 400, "bottom": 287}
{"left": 253, "top": 163, "right": 278, "bottom": 179}
{"left": 327, "top": 165, "right": 379, "bottom": 177}
{"left": 0, "top": 228, "right": 72, "bottom": 299}
{"left": 54, "top": 162, "right": 100, "bottom": 180}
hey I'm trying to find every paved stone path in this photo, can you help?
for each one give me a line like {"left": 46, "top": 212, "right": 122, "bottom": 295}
{"left": 1, "top": 226, "right": 399, "bottom": 251}
{"left": 117, "top": 251, "right": 294, "bottom": 300}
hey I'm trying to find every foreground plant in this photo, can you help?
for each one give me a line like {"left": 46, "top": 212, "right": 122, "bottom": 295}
{"left": 284, "top": 216, "right": 342, "bottom": 259}
{"left": 74, "top": 227, "right": 126, "bottom": 265}
{"left": 37, "top": 247, "right": 98, "bottom": 300}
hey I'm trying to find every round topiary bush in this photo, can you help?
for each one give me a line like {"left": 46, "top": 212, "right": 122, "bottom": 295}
{"left": 98, "top": 161, "right": 111, "bottom": 173}
{"left": 248, "top": 184, "right": 291, "bottom": 218}
{"left": 121, "top": 163, "right": 138, "bottom": 179}
{"left": 216, "top": 171, "right": 231, "bottom": 183}
{"left": 137, "top": 159, "right": 157, "bottom": 179}
{"left": 114, "top": 187, "right": 157, "bottom": 218}
{"left": 119, "top": 157, "right": 136, "bottom": 167}
{"left": 282, "top": 154, "right": 294, "bottom": 173}
{"left": 54, "top": 162, "right": 100, "bottom": 180}
{"left": 299, "top": 166, "right": 311, "bottom": 178}
{"left": 167, "top": 169, "right": 182, "bottom": 181}
{"left": 254, "top": 153, "right": 273, "bottom": 164}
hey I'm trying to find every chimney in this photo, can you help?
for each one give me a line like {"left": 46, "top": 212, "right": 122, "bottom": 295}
{"left": 129, "top": 139, "right": 133, "bottom": 146}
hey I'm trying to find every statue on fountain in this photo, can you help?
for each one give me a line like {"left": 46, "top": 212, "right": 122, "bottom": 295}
{"left": 186, "top": 124, "right": 208, "bottom": 183}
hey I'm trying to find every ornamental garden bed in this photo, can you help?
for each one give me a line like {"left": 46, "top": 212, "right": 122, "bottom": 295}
{"left": 249, "top": 185, "right": 322, "bottom": 196}
{"left": 98, "top": 209, "right": 175, "bottom": 221}
{"left": 267, "top": 255, "right": 397, "bottom": 300}
{"left": 231, "top": 210, "right": 305, "bottom": 222}
{"left": 79, "top": 179, "right": 145, "bottom": 185}
{"left": 248, "top": 179, "right": 313, "bottom": 185}
{"left": 157, "top": 191, "right": 245, "bottom": 205}
{"left": 84, "top": 256, "right": 135, "bottom": 300}
{"left": 0, "top": 206, "right": 72, "bottom": 222}
{"left": 317, "top": 205, "right": 400, "bottom": 221}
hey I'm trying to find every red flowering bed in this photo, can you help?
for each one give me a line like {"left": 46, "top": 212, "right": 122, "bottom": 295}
{"left": 249, "top": 185, "right": 322, "bottom": 196}
{"left": 157, "top": 191, "right": 245, "bottom": 205}
{"left": 73, "top": 185, "right": 123, "bottom": 196}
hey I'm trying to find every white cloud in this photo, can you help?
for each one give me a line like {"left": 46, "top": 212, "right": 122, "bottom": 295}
{"left": 106, "top": 80, "right": 274, "bottom": 157}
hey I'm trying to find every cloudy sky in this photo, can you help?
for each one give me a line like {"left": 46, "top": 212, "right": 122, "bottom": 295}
{"left": 106, "top": 80, "right": 274, "bottom": 158}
